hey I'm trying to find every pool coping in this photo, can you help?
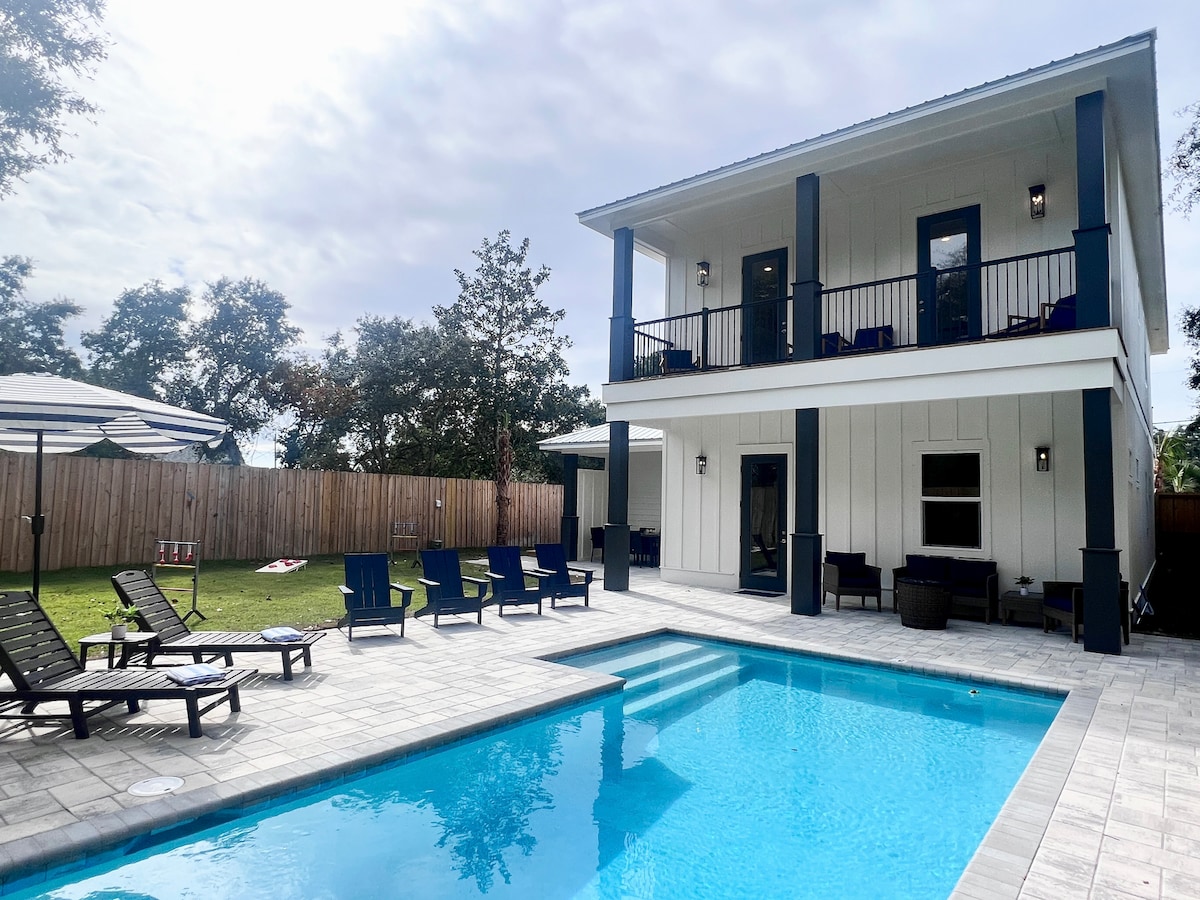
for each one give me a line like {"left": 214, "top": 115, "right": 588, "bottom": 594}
{"left": 0, "top": 622, "right": 1085, "bottom": 897}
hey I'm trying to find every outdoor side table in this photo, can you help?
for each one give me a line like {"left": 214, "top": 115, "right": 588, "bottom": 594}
{"left": 895, "top": 578, "right": 951, "bottom": 630}
{"left": 79, "top": 631, "right": 158, "bottom": 669}
{"left": 999, "top": 591, "right": 1043, "bottom": 626}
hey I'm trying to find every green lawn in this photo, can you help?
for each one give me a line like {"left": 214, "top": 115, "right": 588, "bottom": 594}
{"left": 0, "top": 552, "right": 492, "bottom": 648}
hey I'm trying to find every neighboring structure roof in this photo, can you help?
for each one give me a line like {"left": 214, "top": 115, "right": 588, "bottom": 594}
{"left": 538, "top": 423, "right": 662, "bottom": 454}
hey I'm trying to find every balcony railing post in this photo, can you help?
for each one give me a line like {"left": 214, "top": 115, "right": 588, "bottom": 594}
{"left": 700, "top": 307, "right": 710, "bottom": 370}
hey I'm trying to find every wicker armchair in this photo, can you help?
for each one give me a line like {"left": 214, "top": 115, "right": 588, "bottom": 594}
{"left": 822, "top": 551, "right": 883, "bottom": 611}
{"left": 1042, "top": 579, "right": 1130, "bottom": 644}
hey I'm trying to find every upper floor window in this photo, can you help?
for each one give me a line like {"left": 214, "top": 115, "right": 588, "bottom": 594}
{"left": 921, "top": 452, "right": 981, "bottom": 549}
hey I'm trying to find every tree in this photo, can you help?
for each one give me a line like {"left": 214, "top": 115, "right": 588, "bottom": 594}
{"left": 1168, "top": 102, "right": 1200, "bottom": 217}
{"left": 1155, "top": 428, "right": 1200, "bottom": 493}
{"left": 271, "top": 337, "right": 357, "bottom": 470}
{"left": 434, "top": 231, "right": 570, "bottom": 480}
{"left": 169, "top": 276, "right": 300, "bottom": 438}
{"left": 81, "top": 280, "right": 190, "bottom": 398}
{"left": 0, "top": 254, "right": 82, "bottom": 375}
{"left": 0, "top": 0, "right": 108, "bottom": 198}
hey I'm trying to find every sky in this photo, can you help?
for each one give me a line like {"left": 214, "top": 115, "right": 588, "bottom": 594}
{"left": 3, "top": 0, "right": 1199, "bottom": 464}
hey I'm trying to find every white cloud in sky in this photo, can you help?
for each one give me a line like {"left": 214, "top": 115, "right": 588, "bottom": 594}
{"left": 2, "top": 0, "right": 1199, "bottom": 440}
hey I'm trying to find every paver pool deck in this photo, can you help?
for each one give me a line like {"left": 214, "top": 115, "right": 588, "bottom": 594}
{"left": 1, "top": 568, "right": 1197, "bottom": 898}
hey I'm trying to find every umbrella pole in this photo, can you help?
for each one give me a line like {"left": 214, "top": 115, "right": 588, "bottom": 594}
{"left": 31, "top": 430, "right": 45, "bottom": 601}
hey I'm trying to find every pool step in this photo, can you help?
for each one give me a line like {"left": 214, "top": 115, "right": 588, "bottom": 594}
{"left": 624, "top": 663, "right": 742, "bottom": 719}
{"left": 574, "top": 639, "right": 710, "bottom": 677}
{"left": 623, "top": 650, "right": 736, "bottom": 695}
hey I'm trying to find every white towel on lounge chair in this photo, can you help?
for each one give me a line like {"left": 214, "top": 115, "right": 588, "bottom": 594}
{"left": 260, "top": 626, "right": 305, "bottom": 643}
{"left": 164, "top": 663, "right": 226, "bottom": 686}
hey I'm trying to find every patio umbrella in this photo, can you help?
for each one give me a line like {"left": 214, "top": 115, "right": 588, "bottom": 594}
{"left": 0, "top": 373, "right": 230, "bottom": 599}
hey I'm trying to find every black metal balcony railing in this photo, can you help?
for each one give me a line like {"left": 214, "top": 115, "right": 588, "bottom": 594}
{"left": 631, "top": 246, "right": 1076, "bottom": 378}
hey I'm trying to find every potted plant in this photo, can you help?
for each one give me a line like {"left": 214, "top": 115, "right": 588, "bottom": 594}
{"left": 99, "top": 601, "right": 140, "bottom": 640}
{"left": 1014, "top": 575, "right": 1035, "bottom": 597}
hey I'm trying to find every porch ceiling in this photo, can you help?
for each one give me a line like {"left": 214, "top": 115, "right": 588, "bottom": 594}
{"left": 602, "top": 329, "right": 1128, "bottom": 423}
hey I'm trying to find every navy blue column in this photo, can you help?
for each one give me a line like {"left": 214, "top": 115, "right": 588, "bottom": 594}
{"left": 605, "top": 227, "right": 634, "bottom": 591}
{"left": 560, "top": 453, "right": 580, "bottom": 561}
{"left": 791, "top": 409, "right": 821, "bottom": 615}
{"left": 1074, "top": 90, "right": 1121, "bottom": 653}
{"left": 1074, "top": 91, "right": 1112, "bottom": 331}
{"left": 605, "top": 422, "right": 631, "bottom": 591}
{"left": 1082, "top": 389, "right": 1122, "bottom": 653}
{"left": 791, "top": 173, "right": 822, "bottom": 361}
{"left": 789, "top": 175, "right": 823, "bottom": 614}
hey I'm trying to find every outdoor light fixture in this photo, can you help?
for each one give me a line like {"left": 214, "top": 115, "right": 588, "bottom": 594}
{"left": 696, "top": 261, "right": 710, "bottom": 287}
{"left": 1035, "top": 446, "right": 1050, "bottom": 472}
{"left": 1029, "top": 184, "right": 1046, "bottom": 220}
{"left": 696, "top": 454, "right": 708, "bottom": 475}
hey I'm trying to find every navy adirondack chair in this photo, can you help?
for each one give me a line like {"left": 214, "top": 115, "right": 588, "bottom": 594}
{"left": 534, "top": 543, "right": 593, "bottom": 608}
{"left": 338, "top": 553, "right": 414, "bottom": 640}
{"left": 419, "top": 549, "right": 487, "bottom": 626}
{"left": 485, "top": 546, "right": 547, "bottom": 616}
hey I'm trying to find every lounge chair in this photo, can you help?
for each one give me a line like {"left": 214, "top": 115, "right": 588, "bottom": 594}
{"left": 534, "top": 543, "right": 593, "bottom": 608}
{"left": 821, "top": 551, "right": 883, "bottom": 610}
{"left": 0, "top": 590, "right": 255, "bottom": 739}
{"left": 485, "top": 546, "right": 546, "bottom": 616}
{"left": 339, "top": 552, "right": 414, "bottom": 640}
{"left": 111, "top": 570, "right": 323, "bottom": 680}
{"left": 417, "top": 548, "right": 487, "bottom": 626}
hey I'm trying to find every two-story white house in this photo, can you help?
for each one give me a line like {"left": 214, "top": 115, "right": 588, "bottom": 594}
{"left": 577, "top": 32, "right": 1166, "bottom": 655}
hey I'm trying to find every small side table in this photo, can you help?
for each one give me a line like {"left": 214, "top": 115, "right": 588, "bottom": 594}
{"left": 79, "top": 632, "right": 158, "bottom": 669}
{"left": 999, "top": 591, "right": 1043, "bottom": 626}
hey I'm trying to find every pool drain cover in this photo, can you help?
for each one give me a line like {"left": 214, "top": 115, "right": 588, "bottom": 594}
{"left": 127, "top": 776, "right": 184, "bottom": 797}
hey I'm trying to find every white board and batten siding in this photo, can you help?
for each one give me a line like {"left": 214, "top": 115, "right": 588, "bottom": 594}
{"left": 657, "top": 393, "right": 1147, "bottom": 594}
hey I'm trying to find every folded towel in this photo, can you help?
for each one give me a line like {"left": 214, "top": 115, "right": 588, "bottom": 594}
{"left": 164, "top": 663, "right": 226, "bottom": 686}
{"left": 260, "top": 626, "right": 305, "bottom": 643}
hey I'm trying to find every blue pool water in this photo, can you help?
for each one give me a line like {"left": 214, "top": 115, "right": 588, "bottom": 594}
{"left": 7, "top": 636, "right": 1062, "bottom": 899}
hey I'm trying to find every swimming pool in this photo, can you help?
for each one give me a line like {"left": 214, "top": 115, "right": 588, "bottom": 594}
{"left": 6, "top": 635, "right": 1062, "bottom": 899}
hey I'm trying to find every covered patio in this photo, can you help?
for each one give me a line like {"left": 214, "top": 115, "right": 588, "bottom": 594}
{"left": 1, "top": 569, "right": 1196, "bottom": 898}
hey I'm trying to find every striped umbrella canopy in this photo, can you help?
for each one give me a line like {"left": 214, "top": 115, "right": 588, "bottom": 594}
{"left": 0, "top": 373, "right": 230, "bottom": 598}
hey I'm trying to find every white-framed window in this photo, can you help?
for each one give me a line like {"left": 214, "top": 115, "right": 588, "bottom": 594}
{"left": 921, "top": 451, "right": 982, "bottom": 549}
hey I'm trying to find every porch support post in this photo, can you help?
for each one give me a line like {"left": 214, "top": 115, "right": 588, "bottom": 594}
{"left": 606, "top": 422, "right": 630, "bottom": 591}
{"left": 605, "top": 227, "right": 635, "bottom": 591}
{"left": 791, "top": 173, "right": 822, "bottom": 361}
{"left": 790, "top": 408, "right": 822, "bottom": 615}
{"left": 1074, "top": 90, "right": 1111, "bottom": 331}
{"left": 560, "top": 453, "right": 579, "bottom": 561}
{"left": 1082, "top": 388, "right": 1122, "bottom": 653}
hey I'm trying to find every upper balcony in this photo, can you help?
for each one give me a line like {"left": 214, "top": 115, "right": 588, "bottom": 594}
{"left": 630, "top": 246, "right": 1077, "bottom": 379}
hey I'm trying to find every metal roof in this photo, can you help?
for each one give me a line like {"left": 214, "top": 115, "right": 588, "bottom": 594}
{"left": 538, "top": 423, "right": 662, "bottom": 452}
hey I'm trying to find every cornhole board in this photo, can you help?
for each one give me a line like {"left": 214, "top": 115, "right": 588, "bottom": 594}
{"left": 255, "top": 559, "right": 308, "bottom": 574}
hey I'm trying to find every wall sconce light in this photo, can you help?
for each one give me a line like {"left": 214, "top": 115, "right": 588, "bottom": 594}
{"left": 1028, "top": 184, "right": 1046, "bottom": 220}
{"left": 1035, "top": 446, "right": 1050, "bottom": 472}
{"left": 696, "top": 454, "right": 708, "bottom": 475}
{"left": 696, "top": 261, "right": 710, "bottom": 287}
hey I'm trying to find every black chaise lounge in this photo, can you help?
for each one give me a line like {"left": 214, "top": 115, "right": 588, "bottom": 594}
{"left": 338, "top": 552, "right": 414, "bottom": 640}
{"left": 0, "top": 590, "right": 255, "bottom": 739}
{"left": 112, "top": 570, "right": 323, "bottom": 680}
{"left": 486, "top": 545, "right": 547, "bottom": 616}
{"left": 533, "top": 543, "right": 593, "bottom": 608}
{"left": 417, "top": 548, "right": 487, "bottom": 626}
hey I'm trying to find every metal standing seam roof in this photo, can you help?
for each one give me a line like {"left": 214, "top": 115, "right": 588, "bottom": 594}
{"left": 538, "top": 423, "right": 662, "bottom": 451}
{"left": 576, "top": 30, "right": 1156, "bottom": 221}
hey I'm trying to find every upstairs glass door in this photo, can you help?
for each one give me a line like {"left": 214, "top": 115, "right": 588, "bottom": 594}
{"left": 741, "top": 248, "right": 788, "bottom": 365}
{"left": 917, "top": 206, "right": 981, "bottom": 345}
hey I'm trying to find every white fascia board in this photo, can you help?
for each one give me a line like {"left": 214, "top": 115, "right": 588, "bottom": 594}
{"left": 537, "top": 441, "right": 661, "bottom": 455}
{"left": 603, "top": 330, "right": 1126, "bottom": 421}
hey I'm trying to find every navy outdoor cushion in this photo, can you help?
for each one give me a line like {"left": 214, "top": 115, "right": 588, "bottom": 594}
{"left": 1045, "top": 294, "right": 1077, "bottom": 331}
{"left": 1043, "top": 594, "right": 1073, "bottom": 613}
{"left": 827, "top": 551, "right": 867, "bottom": 571}
{"left": 948, "top": 559, "right": 996, "bottom": 597}
{"left": 905, "top": 555, "right": 947, "bottom": 582}
{"left": 840, "top": 573, "right": 879, "bottom": 589}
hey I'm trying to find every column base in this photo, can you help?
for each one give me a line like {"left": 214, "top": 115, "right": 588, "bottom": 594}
{"left": 789, "top": 533, "right": 822, "bottom": 616}
{"left": 604, "top": 524, "right": 631, "bottom": 592}
{"left": 560, "top": 516, "right": 580, "bottom": 562}
{"left": 1082, "top": 546, "right": 1122, "bottom": 655}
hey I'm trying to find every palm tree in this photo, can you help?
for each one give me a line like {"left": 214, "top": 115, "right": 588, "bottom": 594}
{"left": 1154, "top": 428, "right": 1200, "bottom": 493}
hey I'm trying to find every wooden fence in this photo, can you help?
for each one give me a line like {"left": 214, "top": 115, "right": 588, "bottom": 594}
{"left": 0, "top": 454, "right": 564, "bottom": 573}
